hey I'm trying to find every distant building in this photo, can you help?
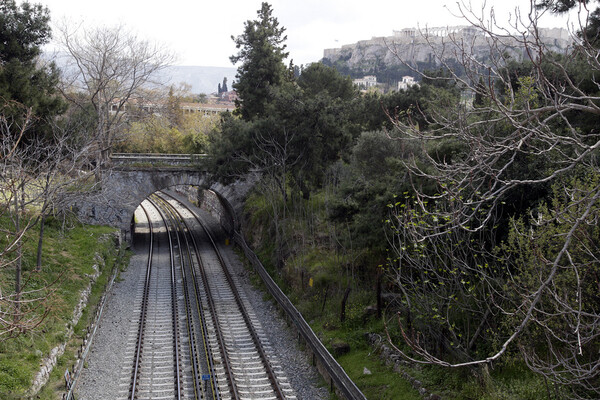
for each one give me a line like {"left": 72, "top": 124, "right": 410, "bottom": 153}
{"left": 353, "top": 75, "right": 377, "bottom": 89}
{"left": 398, "top": 76, "right": 418, "bottom": 91}
{"left": 394, "top": 26, "right": 481, "bottom": 38}
{"left": 180, "top": 102, "right": 234, "bottom": 115}
{"left": 219, "top": 90, "right": 239, "bottom": 103}
{"left": 323, "top": 26, "right": 569, "bottom": 73}
{"left": 110, "top": 97, "right": 235, "bottom": 118}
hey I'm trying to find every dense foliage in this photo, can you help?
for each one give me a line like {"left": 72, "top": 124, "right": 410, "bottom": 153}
{"left": 114, "top": 88, "right": 215, "bottom": 154}
{"left": 208, "top": 2, "right": 600, "bottom": 398}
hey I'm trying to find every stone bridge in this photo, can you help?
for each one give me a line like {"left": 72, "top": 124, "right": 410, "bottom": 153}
{"left": 76, "top": 154, "right": 254, "bottom": 241}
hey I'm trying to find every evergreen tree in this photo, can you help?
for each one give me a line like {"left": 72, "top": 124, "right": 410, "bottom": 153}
{"left": 0, "top": 0, "right": 65, "bottom": 140}
{"left": 222, "top": 77, "right": 228, "bottom": 93}
{"left": 473, "top": 76, "right": 487, "bottom": 107}
{"left": 230, "top": 2, "right": 288, "bottom": 120}
{"left": 166, "top": 86, "right": 183, "bottom": 126}
{"left": 536, "top": 0, "right": 600, "bottom": 44}
{"left": 218, "top": 83, "right": 222, "bottom": 94}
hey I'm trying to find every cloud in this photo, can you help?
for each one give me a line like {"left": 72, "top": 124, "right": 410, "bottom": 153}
{"left": 40, "top": 0, "right": 572, "bottom": 67}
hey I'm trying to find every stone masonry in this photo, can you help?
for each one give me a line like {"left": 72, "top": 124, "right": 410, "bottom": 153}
{"left": 75, "top": 166, "right": 256, "bottom": 241}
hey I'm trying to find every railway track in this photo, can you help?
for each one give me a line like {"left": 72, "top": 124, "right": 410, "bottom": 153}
{"left": 117, "top": 191, "right": 295, "bottom": 399}
{"left": 116, "top": 199, "right": 187, "bottom": 399}
{"left": 155, "top": 191, "right": 296, "bottom": 399}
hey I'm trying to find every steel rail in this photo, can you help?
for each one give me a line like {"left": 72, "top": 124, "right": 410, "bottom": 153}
{"left": 193, "top": 207, "right": 287, "bottom": 399}
{"left": 158, "top": 191, "right": 287, "bottom": 399}
{"left": 156, "top": 195, "right": 203, "bottom": 399}
{"left": 150, "top": 194, "right": 217, "bottom": 399}
{"left": 155, "top": 192, "right": 238, "bottom": 399}
{"left": 176, "top": 219, "right": 221, "bottom": 400}
{"left": 129, "top": 202, "right": 154, "bottom": 400}
{"left": 145, "top": 198, "right": 184, "bottom": 400}
{"left": 214, "top": 191, "right": 368, "bottom": 400}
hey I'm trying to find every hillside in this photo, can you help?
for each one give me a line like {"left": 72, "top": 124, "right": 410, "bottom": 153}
{"left": 322, "top": 26, "right": 570, "bottom": 82}
{"left": 47, "top": 51, "right": 236, "bottom": 96}
{"left": 159, "top": 65, "right": 237, "bottom": 95}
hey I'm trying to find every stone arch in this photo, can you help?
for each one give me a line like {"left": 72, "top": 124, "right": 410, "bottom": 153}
{"left": 77, "top": 168, "right": 208, "bottom": 234}
{"left": 110, "top": 169, "right": 210, "bottom": 233}
{"left": 77, "top": 167, "right": 256, "bottom": 242}
{"left": 126, "top": 172, "right": 207, "bottom": 218}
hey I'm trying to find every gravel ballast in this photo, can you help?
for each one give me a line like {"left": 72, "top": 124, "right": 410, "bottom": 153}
{"left": 74, "top": 199, "right": 329, "bottom": 400}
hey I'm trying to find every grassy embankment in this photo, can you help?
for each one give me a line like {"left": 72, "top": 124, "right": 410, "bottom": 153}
{"left": 0, "top": 214, "right": 128, "bottom": 399}
{"left": 240, "top": 189, "right": 554, "bottom": 400}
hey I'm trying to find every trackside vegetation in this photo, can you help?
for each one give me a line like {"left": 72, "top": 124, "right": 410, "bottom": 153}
{"left": 208, "top": 1, "right": 600, "bottom": 399}
{"left": 0, "top": 215, "right": 127, "bottom": 399}
{"left": 241, "top": 188, "right": 557, "bottom": 399}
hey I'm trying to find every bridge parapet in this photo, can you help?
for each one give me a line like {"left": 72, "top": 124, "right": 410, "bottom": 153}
{"left": 109, "top": 153, "right": 207, "bottom": 168}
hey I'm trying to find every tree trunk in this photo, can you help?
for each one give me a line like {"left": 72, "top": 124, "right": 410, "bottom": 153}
{"left": 36, "top": 213, "right": 46, "bottom": 271}
{"left": 321, "top": 285, "right": 329, "bottom": 315}
{"left": 376, "top": 268, "right": 382, "bottom": 319}
{"left": 14, "top": 185, "right": 22, "bottom": 321}
{"left": 468, "top": 308, "right": 491, "bottom": 351}
{"left": 340, "top": 287, "right": 351, "bottom": 323}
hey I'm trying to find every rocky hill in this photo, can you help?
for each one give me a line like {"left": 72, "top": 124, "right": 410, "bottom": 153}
{"left": 323, "top": 26, "right": 571, "bottom": 76}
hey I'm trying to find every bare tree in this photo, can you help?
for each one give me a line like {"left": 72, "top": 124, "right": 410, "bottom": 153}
{"left": 33, "top": 114, "right": 100, "bottom": 269}
{"left": 56, "top": 22, "right": 174, "bottom": 166}
{"left": 0, "top": 101, "right": 51, "bottom": 338}
{"left": 240, "top": 125, "right": 301, "bottom": 268}
{"left": 384, "top": 0, "right": 600, "bottom": 396}
{"left": 0, "top": 98, "right": 98, "bottom": 339}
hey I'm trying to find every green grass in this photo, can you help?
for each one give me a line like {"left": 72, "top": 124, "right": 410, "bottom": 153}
{"left": 299, "top": 286, "right": 557, "bottom": 400}
{"left": 338, "top": 349, "right": 421, "bottom": 399}
{"left": 302, "top": 301, "right": 423, "bottom": 399}
{"left": 0, "top": 214, "right": 127, "bottom": 399}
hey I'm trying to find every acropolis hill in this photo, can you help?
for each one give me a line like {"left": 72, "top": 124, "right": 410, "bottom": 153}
{"left": 322, "top": 26, "right": 571, "bottom": 68}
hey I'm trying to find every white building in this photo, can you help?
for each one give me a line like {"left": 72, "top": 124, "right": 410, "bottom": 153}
{"left": 398, "top": 76, "right": 418, "bottom": 91}
{"left": 353, "top": 75, "right": 377, "bottom": 89}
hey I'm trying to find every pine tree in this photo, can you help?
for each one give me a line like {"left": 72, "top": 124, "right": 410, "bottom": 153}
{"left": 222, "top": 77, "right": 228, "bottom": 93}
{"left": 0, "top": 0, "right": 65, "bottom": 141}
{"left": 230, "top": 2, "right": 288, "bottom": 120}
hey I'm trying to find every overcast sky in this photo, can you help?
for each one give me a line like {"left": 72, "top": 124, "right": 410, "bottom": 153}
{"left": 37, "top": 0, "right": 572, "bottom": 68}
